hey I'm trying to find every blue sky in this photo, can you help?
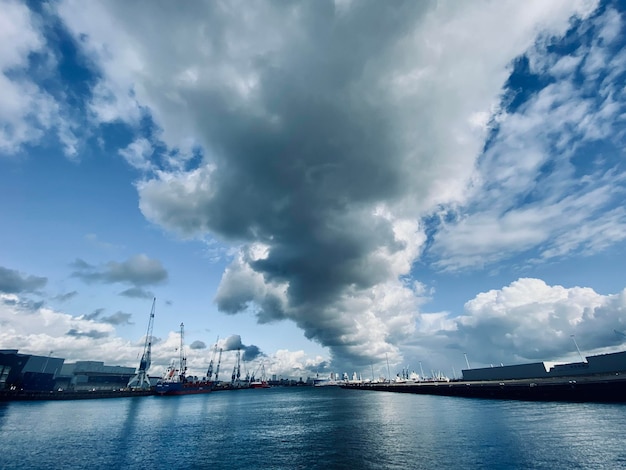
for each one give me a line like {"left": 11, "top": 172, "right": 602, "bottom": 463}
{"left": 2, "top": 0, "right": 626, "bottom": 380}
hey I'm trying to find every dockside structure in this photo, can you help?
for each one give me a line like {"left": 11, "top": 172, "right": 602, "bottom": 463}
{"left": 460, "top": 350, "right": 626, "bottom": 381}
{"left": 0, "top": 349, "right": 139, "bottom": 392}
{"left": 341, "top": 350, "right": 626, "bottom": 402}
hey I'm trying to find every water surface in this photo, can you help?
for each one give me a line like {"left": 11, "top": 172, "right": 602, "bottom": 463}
{"left": 1, "top": 387, "right": 625, "bottom": 469}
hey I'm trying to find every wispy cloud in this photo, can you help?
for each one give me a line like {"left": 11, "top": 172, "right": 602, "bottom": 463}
{"left": 81, "top": 308, "right": 133, "bottom": 325}
{"left": 0, "top": 0, "right": 80, "bottom": 157}
{"left": 71, "top": 254, "right": 168, "bottom": 287}
{"left": 430, "top": 6, "right": 626, "bottom": 271}
{"left": 54, "top": 291, "right": 78, "bottom": 302}
{"left": 0, "top": 266, "right": 47, "bottom": 294}
{"left": 66, "top": 328, "right": 109, "bottom": 339}
{"left": 119, "top": 287, "right": 154, "bottom": 299}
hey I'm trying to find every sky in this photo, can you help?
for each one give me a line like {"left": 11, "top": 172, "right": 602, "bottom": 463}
{"left": 2, "top": 0, "right": 626, "bottom": 381}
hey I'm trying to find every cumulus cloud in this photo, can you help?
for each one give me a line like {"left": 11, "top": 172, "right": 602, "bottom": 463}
{"left": 420, "top": 278, "right": 626, "bottom": 367}
{"left": 71, "top": 255, "right": 167, "bottom": 287}
{"left": 242, "top": 345, "right": 262, "bottom": 362}
{"left": 269, "top": 349, "right": 330, "bottom": 379}
{"left": 0, "top": 293, "right": 288, "bottom": 377}
{"left": 219, "top": 334, "right": 243, "bottom": 352}
{"left": 214, "top": 334, "right": 263, "bottom": 363}
{"left": 1, "top": 293, "right": 118, "bottom": 357}
{"left": 0, "top": 266, "right": 47, "bottom": 293}
{"left": 54, "top": 0, "right": 609, "bottom": 369}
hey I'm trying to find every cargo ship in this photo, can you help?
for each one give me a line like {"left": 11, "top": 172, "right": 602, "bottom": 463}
{"left": 341, "top": 349, "right": 626, "bottom": 402}
{"left": 155, "top": 323, "right": 213, "bottom": 396}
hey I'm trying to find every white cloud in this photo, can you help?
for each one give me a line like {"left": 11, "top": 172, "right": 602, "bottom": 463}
{"left": 137, "top": 165, "right": 218, "bottom": 238}
{"left": 52, "top": 0, "right": 607, "bottom": 369}
{"left": 0, "top": 293, "right": 325, "bottom": 378}
{"left": 432, "top": 7, "right": 626, "bottom": 271}
{"left": 269, "top": 349, "right": 329, "bottom": 379}
{"left": 0, "top": 0, "right": 45, "bottom": 153}
{"left": 0, "top": 293, "right": 125, "bottom": 362}
{"left": 0, "top": 0, "right": 80, "bottom": 158}
{"left": 421, "top": 278, "right": 626, "bottom": 366}
{"left": 119, "top": 137, "right": 154, "bottom": 171}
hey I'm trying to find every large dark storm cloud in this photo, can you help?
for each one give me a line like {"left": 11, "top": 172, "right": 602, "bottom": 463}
{"left": 57, "top": 0, "right": 598, "bottom": 368}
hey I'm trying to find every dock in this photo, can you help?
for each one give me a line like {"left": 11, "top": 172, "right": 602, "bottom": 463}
{"left": 0, "top": 388, "right": 155, "bottom": 401}
{"left": 340, "top": 373, "right": 626, "bottom": 402}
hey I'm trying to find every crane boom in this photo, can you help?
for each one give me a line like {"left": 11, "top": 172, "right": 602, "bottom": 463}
{"left": 127, "top": 298, "right": 156, "bottom": 390}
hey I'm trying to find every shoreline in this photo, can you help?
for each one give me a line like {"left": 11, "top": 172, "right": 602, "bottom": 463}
{"left": 0, "top": 388, "right": 155, "bottom": 401}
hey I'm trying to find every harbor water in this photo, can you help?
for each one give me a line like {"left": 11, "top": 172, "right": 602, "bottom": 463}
{"left": 1, "top": 386, "right": 625, "bottom": 469}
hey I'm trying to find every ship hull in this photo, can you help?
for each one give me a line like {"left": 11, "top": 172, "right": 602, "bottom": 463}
{"left": 249, "top": 381, "right": 270, "bottom": 389}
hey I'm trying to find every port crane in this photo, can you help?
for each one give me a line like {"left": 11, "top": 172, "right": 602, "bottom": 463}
{"left": 178, "top": 322, "right": 188, "bottom": 380}
{"left": 127, "top": 298, "right": 156, "bottom": 390}
{"left": 206, "top": 338, "right": 219, "bottom": 380}
{"left": 231, "top": 349, "right": 241, "bottom": 385}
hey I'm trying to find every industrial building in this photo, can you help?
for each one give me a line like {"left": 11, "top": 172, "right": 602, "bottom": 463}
{"left": 461, "top": 350, "right": 626, "bottom": 381}
{"left": 0, "top": 350, "right": 137, "bottom": 392}
{"left": 55, "top": 361, "right": 137, "bottom": 391}
{"left": 0, "top": 350, "right": 64, "bottom": 391}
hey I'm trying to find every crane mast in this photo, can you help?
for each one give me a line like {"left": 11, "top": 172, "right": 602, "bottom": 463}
{"left": 215, "top": 348, "right": 223, "bottom": 383}
{"left": 231, "top": 349, "right": 241, "bottom": 384}
{"left": 127, "top": 298, "right": 156, "bottom": 390}
{"left": 236, "top": 349, "right": 241, "bottom": 382}
{"left": 206, "top": 338, "right": 219, "bottom": 380}
{"left": 179, "top": 322, "right": 187, "bottom": 381}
